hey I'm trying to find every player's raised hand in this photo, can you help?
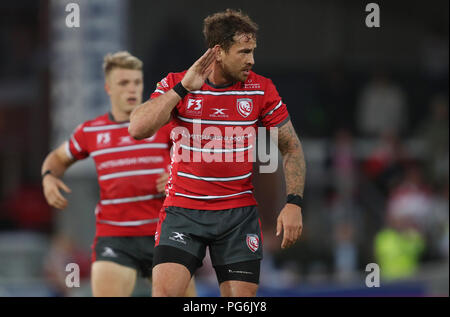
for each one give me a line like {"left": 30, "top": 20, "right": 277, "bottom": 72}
{"left": 181, "top": 47, "right": 217, "bottom": 91}
{"left": 42, "top": 175, "right": 71, "bottom": 210}
{"left": 276, "top": 204, "right": 303, "bottom": 249}
{"left": 156, "top": 172, "right": 169, "bottom": 193}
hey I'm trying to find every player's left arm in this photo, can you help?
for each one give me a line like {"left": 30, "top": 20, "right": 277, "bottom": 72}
{"left": 275, "top": 119, "right": 306, "bottom": 249}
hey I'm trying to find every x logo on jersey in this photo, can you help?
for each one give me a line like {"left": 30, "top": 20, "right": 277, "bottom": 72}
{"left": 212, "top": 108, "right": 226, "bottom": 115}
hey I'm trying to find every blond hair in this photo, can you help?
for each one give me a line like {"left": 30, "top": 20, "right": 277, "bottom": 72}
{"left": 103, "top": 51, "right": 143, "bottom": 78}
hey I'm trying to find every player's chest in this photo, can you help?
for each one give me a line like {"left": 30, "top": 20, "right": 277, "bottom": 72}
{"left": 178, "top": 93, "right": 263, "bottom": 122}
{"left": 87, "top": 128, "right": 160, "bottom": 150}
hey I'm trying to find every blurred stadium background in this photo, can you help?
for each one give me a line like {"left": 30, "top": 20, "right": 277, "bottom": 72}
{"left": 0, "top": 0, "right": 448, "bottom": 296}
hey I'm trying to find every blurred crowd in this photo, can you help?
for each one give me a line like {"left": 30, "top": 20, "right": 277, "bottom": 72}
{"left": 252, "top": 72, "right": 449, "bottom": 286}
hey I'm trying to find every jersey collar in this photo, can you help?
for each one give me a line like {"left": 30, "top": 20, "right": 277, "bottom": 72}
{"left": 108, "top": 112, "right": 129, "bottom": 123}
{"left": 205, "top": 78, "right": 235, "bottom": 89}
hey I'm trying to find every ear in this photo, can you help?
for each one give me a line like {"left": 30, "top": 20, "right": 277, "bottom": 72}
{"left": 213, "top": 45, "right": 223, "bottom": 62}
{"left": 104, "top": 82, "right": 111, "bottom": 95}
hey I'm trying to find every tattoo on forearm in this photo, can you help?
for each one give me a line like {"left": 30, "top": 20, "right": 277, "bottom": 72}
{"left": 277, "top": 121, "right": 306, "bottom": 197}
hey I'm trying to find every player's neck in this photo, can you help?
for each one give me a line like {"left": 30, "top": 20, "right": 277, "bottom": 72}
{"left": 110, "top": 107, "right": 130, "bottom": 122}
{"left": 208, "top": 65, "right": 235, "bottom": 87}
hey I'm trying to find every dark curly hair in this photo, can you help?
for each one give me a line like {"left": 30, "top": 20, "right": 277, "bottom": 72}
{"left": 203, "top": 9, "right": 258, "bottom": 52}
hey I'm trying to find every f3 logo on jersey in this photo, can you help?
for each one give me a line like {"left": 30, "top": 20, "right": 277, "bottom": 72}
{"left": 237, "top": 98, "right": 253, "bottom": 118}
{"left": 97, "top": 132, "right": 111, "bottom": 146}
{"left": 186, "top": 97, "right": 203, "bottom": 116}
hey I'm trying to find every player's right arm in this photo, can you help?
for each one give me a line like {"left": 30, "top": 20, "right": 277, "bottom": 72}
{"left": 128, "top": 88, "right": 181, "bottom": 140}
{"left": 41, "top": 142, "right": 76, "bottom": 210}
{"left": 128, "top": 48, "right": 217, "bottom": 140}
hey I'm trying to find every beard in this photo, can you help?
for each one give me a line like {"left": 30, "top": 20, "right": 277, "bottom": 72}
{"left": 222, "top": 63, "right": 248, "bottom": 83}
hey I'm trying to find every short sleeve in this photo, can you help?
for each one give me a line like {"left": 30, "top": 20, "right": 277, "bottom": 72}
{"left": 260, "top": 79, "right": 290, "bottom": 128}
{"left": 150, "top": 73, "right": 177, "bottom": 99}
{"left": 150, "top": 73, "right": 182, "bottom": 120}
{"left": 67, "top": 123, "right": 89, "bottom": 160}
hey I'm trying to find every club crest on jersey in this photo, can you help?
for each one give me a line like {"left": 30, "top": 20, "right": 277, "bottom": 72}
{"left": 237, "top": 98, "right": 253, "bottom": 118}
{"left": 246, "top": 234, "right": 259, "bottom": 252}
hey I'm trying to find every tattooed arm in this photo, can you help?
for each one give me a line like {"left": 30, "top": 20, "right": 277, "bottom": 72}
{"left": 274, "top": 119, "right": 306, "bottom": 249}
{"left": 277, "top": 120, "right": 306, "bottom": 196}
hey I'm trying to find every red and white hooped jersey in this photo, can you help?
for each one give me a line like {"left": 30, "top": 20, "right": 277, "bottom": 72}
{"left": 151, "top": 71, "right": 290, "bottom": 210}
{"left": 67, "top": 113, "right": 172, "bottom": 236}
